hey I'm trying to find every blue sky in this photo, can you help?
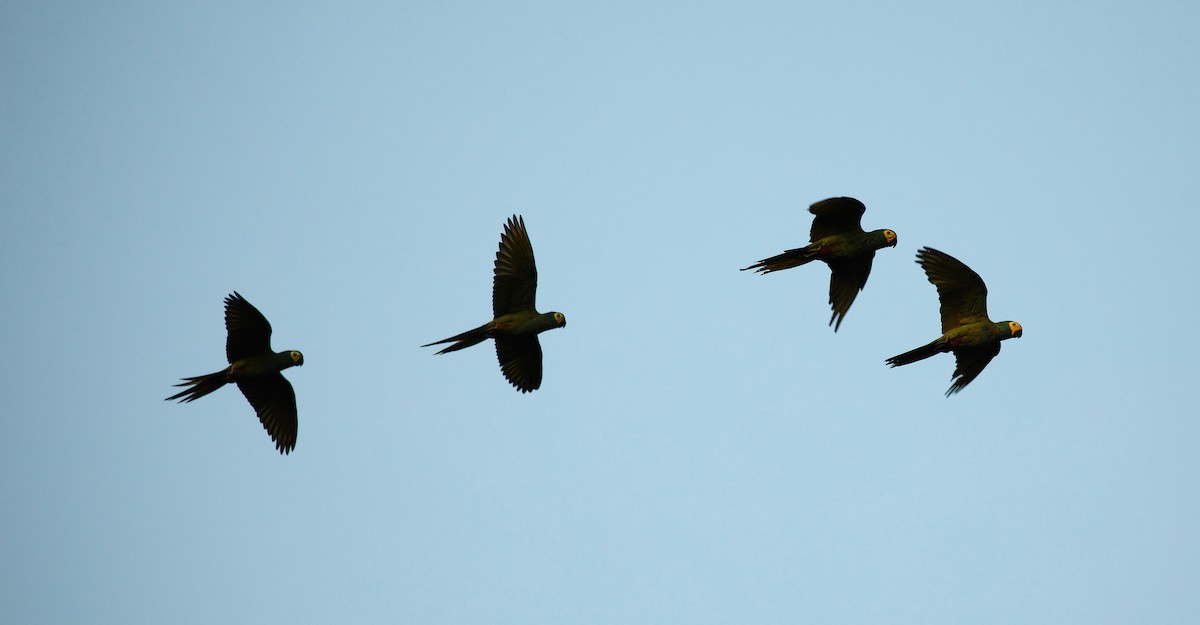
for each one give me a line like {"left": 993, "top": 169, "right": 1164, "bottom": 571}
{"left": 3, "top": 1, "right": 1199, "bottom": 623}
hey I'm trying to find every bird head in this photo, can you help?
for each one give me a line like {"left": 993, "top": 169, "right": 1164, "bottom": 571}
{"left": 1007, "top": 321, "right": 1023, "bottom": 338}
{"left": 552, "top": 312, "right": 567, "bottom": 328}
{"left": 883, "top": 229, "right": 898, "bottom": 247}
{"left": 290, "top": 351, "right": 305, "bottom": 366}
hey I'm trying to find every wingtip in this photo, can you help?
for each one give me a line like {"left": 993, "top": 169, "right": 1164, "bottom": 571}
{"left": 829, "top": 311, "right": 844, "bottom": 332}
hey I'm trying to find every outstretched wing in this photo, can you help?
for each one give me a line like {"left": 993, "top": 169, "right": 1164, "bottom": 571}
{"left": 236, "top": 374, "right": 299, "bottom": 454}
{"left": 947, "top": 343, "right": 1001, "bottom": 396}
{"left": 808, "top": 197, "right": 866, "bottom": 242}
{"left": 493, "top": 215, "right": 539, "bottom": 316}
{"left": 916, "top": 247, "right": 991, "bottom": 333}
{"left": 826, "top": 254, "right": 874, "bottom": 331}
{"left": 225, "top": 292, "right": 274, "bottom": 363}
{"left": 495, "top": 335, "right": 543, "bottom": 393}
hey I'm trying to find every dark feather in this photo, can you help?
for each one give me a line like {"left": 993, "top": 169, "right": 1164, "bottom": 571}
{"left": 808, "top": 197, "right": 866, "bottom": 241}
{"left": 236, "top": 374, "right": 299, "bottom": 454}
{"left": 916, "top": 247, "right": 991, "bottom": 333}
{"left": 946, "top": 343, "right": 1002, "bottom": 396}
{"left": 165, "top": 368, "right": 231, "bottom": 402}
{"left": 495, "top": 335, "right": 543, "bottom": 393}
{"left": 740, "top": 246, "right": 818, "bottom": 273}
{"left": 493, "top": 215, "right": 538, "bottom": 316}
{"left": 826, "top": 254, "right": 874, "bottom": 331}
{"left": 886, "top": 340, "right": 947, "bottom": 368}
{"left": 421, "top": 322, "right": 492, "bottom": 354}
{"left": 224, "top": 292, "right": 274, "bottom": 363}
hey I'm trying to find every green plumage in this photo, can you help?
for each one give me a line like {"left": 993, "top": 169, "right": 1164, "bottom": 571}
{"left": 886, "top": 247, "right": 1023, "bottom": 396}
{"left": 743, "top": 197, "right": 898, "bottom": 331}
{"left": 424, "top": 215, "right": 566, "bottom": 393}
{"left": 166, "top": 292, "right": 304, "bottom": 454}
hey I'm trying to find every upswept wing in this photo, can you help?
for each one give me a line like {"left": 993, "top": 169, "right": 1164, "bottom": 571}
{"left": 224, "top": 292, "right": 274, "bottom": 363}
{"left": 808, "top": 197, "right": 866, "bottom": 242}
{"left": 493, "top": 215, "right": 539, "bottom": 317}
{"left": 916, "top": 247, "right": 991, "bottom": 333}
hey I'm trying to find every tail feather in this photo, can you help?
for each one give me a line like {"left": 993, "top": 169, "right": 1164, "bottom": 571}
{"left": 422, "top": 322, "right": 491, "bottom": 354}
{"left": 741, "top": 246, "right": 818, "bottom": 274}
{"left": 166, "top": 368, "right": 231, "bottom": 402}
{"left": 886, "top": 340, "right": 947, "bottom": 368}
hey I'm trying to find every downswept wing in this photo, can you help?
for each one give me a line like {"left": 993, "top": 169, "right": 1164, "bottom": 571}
{"left": 916, "top": 247, "right": 991, "bottom": 333}
{"left": 493, "top": 215, "right": 539, "bottom": 317}
{"left": 225, "top": 292, "right": 274, "bottom": 363}
{"left": 808, "top": 197, "right": 866, "bottom": 242}
{"left": 236, "top": 374, "right": 299, "bottom": 453}
{"left": 826, "top": 254, "right": 875, "bottom": 331}
{"left": 495, "top": 335, "right": 543, "bottom": 393}
{"left": 947, "top": 343, "right": 1002, "bottom": 396}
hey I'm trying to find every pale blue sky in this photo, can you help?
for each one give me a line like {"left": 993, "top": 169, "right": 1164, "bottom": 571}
{"left": 3, "top": 1, "right": 1199, "bottom": 623}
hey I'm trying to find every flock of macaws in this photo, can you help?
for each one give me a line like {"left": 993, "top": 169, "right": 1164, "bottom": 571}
{"left": 168, "top": 199, "right": 1023, "bottom": 454}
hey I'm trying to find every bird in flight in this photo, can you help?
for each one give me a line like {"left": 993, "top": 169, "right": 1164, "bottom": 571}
{"left": 167, "top": 292, "right": 303, "bottom": 454}
{"left": 886, "top": 247, "right": 1023, "bottom": 396}
{"left": 424, "top": 215, "right": 566, "bottom": 392}
{"left": 743, "top": 196, "right": 897, "bottom": 331}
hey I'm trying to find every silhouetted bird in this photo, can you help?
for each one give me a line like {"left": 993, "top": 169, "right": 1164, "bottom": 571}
{"left": 886, "top": 247, "right": 1022, "bottom": 396}
{"left": 167, "top": 292, "right": 303, "bottom": 453}
{"left": 424, "top": 215, "right": 566, "bottom": 392}
{"left": 743, "top": 197, "right": 897, "bottom": 330}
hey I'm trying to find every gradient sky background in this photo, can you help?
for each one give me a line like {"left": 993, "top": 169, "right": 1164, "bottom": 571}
{"left": 3, "top": 2, "right": 1199, "bottom": 623}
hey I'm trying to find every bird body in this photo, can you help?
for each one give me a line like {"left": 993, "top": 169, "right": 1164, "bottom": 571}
{"left": 423, "top": 311, "right": 565, "bottom": 355}
{"left": 750, "top": 229, "right": 897, "bottom": 273}
{"left": 167, "top": 292, "right": 303, "bottom": 454}
{"left": 424, "top": 215, "right": 566, "bottom": 392}
{"left": 743, "top": 197, "right": 897, "bottom": 330}
{"left": 224, "top": 350, "right": 303, "bottom": 378}
{"left": 886, "top": 320, "right": 1021, "bottom": 366}
{"left": 886, "top": 247, "right": 1022, "bottom": 396}
{"left": 823, "top": 229, "right": 897, "bottom": 257}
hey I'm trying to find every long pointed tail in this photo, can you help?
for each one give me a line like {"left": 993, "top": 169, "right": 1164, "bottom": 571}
{"left": 422, "top": 322, "right": 492, "bottom": 354}
{"left": 741, "top": 246, "right": 818, "bottom": 274}
{"left": 886, "top": 340, "right": 946, "bottom": 367}
{"left": 166, "top": 367, "right": 232, "bottom": 402}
